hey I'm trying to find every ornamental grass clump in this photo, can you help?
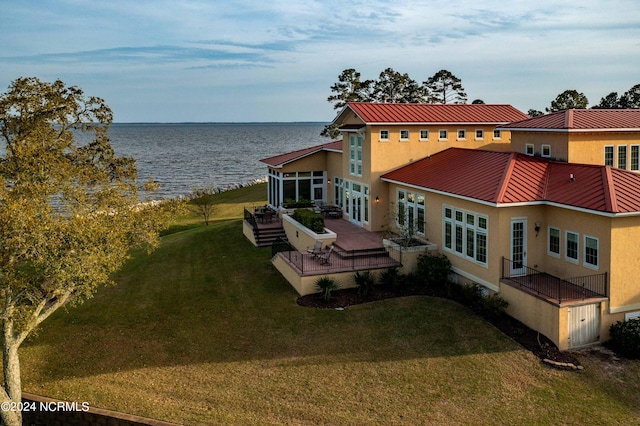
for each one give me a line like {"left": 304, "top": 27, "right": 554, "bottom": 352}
{"left": 354, "top": 271, "right": 375, "bottom": 296}
{"left": 315, "top": 276, "right": 339, "bottom": 302}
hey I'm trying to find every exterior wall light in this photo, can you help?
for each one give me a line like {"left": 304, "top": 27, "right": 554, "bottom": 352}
{"left": 375, "top": 196, "right": 380, "bottom": 203}
{"left": 535, "top": 222, "right": 541, "bottom": 237}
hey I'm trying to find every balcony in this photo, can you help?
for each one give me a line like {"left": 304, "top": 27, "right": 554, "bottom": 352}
{"left": 501, "top": 257, "right": 608, "bottom": 305}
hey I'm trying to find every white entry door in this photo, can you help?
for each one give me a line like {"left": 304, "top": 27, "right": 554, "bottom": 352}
{"left": 510, "top": 219, "right": 527, "bottom": 276}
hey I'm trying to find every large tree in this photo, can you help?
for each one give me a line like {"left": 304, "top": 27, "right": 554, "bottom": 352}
{"left": 620, "top": 83, "right": 640, "bottom": 108}
{"left": 423, "top": 69, "right": 467, "bottom": 104}
{"left": 593, "top": 92, "right": 620, "bottom": 109}
{"left": 326, "top": 68, "right": 373, "bottom": 110}
{"left": 0, "top": 77, "right": 177, "bottom": 425}
{"left": 371, "top": 68, "right": 426, "bottom": 103}
{"left": 546, "top": 89, "right": 589, "bottom": 112}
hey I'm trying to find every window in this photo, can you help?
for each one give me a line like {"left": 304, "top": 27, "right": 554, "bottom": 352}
{"left": 380, "top": 130, "right": 389, "bottom": 141}
{"left": 349, "top": 135, "right": 363, "bottom": 177}
{"left": 475, "top": 129, "right": 484, "bottom": 140}
{"left": 548, "top": 226, "right": 560, "bottom": 257}
{"left": 618, "top": 145, "right": 627, "bottom": 169}
{"left": 443, "top": 205, "right": 488, "bottom": 265}
{"left": 631, "top": 145, "right": 639, "bottom": 171}
{"left": 400, "top": 129, "right": 409, "bottom": 141}
{"left": 493, "top": 129, "right": 502, "bottom": 139}
{"left": 439, "top": 129, "right": 448, "bottom": 141}
{"left": 420, "top": 129, "right": 429, "bottom": 141}
{"left": 457, "top": 129, "right": 466, "bottom": 140}
{"left": 334, "top": 177, "right": 343, "bottom": 207}
{"left": 604, "top": 146, "right": 614, "bottom": 167}
{"left": 542, "top": 144, "right": 551, "bottom": 158}
{"left": 396, "top": 190, "right": 425, "bottom": 235}
{"left": 444, "top": 207, "right": 452, "bottom": 250}
{"left": 584, "top": 235, "right": 599, "bottom": 269}
{"left": 525, "top": 144, "right": 534, "bottom": 156}
{"left": 566, "top": 231, "right": 579, "bottom": 263}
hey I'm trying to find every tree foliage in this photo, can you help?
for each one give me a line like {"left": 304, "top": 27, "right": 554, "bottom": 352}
{"left": 371, "top": 68, "right": 426, "bottom": 103}
{"left": 546, "top": 89, "right": 589, "bottom": 112}
{"left": 0, "top": 77, "right": 177, "bottom": 425}
{"left": 620, "top": 83, "right": 640, "bottom": 108}
{"left": 323, "top": 68, "right": 466, "bottom": 137}
{"left": 593, "top": 92, "right": 620, "bottom": 109}
{"left": 527, "top": 109, "right": 544, "bottom": 117}
{"left": 190, "top": 186, "right": 217, "bottom": 225}
{"left": 423, "top": 69, "right": 467, "bottom": 104}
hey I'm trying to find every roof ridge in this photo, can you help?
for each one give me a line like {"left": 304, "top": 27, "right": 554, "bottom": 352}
{"left": 602, "top": 166, "right": 618, "bottom": 212}
{"left": 495, "top": 152, "right": 518, "bottom": 202}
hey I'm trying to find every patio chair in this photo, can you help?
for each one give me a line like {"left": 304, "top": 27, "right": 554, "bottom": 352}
{"left": 263, "top": 209, "right": 274, "bottom": 223}
{"left": 306, "top": 240, "right": 323, "bottom": 257}
{"left": 317, "top": 245, "right": 334, "bottom": 265}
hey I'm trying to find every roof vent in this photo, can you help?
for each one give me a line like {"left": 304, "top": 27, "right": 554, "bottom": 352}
{"left": 570, "top": 173, "right": 575, "bottom": 182}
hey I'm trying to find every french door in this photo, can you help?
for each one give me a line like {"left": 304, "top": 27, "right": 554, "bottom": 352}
{"left": 510, "top": 219, "right": 527, "bottom": 276}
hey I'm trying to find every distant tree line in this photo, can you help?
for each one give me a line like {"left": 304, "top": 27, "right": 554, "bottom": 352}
{"left": 323, "top": 68, "right": 640, "bottom": 137}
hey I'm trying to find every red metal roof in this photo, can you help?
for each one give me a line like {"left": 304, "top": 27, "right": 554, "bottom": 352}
{"left": 501, "top": 109, "right": 640, "bottom": 131}
{"left": 381, "top": 148, "right": 640, "bottom": 214}
{"left": 338, "top": 102, "right": 529, "bottom": 125}
{"left": 260, "top": 140, "right": 342, "bottom": 167}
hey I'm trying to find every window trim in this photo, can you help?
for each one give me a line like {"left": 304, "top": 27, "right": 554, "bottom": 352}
{"left": 631, "top": 144, "right": 639, "bottom": 171}
{"left": 399, "top": 129, "right": 410, "bottom": 141}
{"left": 525, "top": 144, "right": 534, "bottom": 156}
{"left": 618, "top": 145, "right": 627, "bottom": 169}
{"left": 443, "top": 205, "right": 488, "bottom": 266}
{"left": 419, "top": 129, "right": 429, "bottom": 141}
{"left": 475, "top": 129, "right": 484, "bottom": 140}
{"left": 493, "top": 129, "right": 502, "bottom": 140}
{"left": 583, "top": 235, "right": 599, "bottom": 270}
{"left": 547, "top": 226, "right": 561, "bottom": 258}
{"left": 379, "top": 129, "right": 390, "bottom": 142}
{"left": 565, "top": 230, "right": 579, "bottom": 264}
{"left": 457, "top": 129, "right": 466, "bottom": 141}
{"left": 541, "top": 144, "right": 551, "bottom": 158}
{"left": 604, "top": 145, "right": 614, "bottom": 167}
{"left": 438, "top": 129, "right": 448, "bottom": 141}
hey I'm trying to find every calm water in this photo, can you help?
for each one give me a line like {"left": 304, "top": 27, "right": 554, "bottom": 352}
{"left": 101, "top": 123, "right": 329, "bottom": 199}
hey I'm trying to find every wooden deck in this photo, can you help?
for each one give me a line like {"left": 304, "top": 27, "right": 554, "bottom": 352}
{"left": 501, "top": 273, "right": 607, "bottom": 306}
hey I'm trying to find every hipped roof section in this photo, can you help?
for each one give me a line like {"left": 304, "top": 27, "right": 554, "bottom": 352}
{"left": 500, "top": 109, "right": 640, "bottom": 132}
{"left": 381, "top": 148, "right": 640, "bottom": 215}
{"left": 260, "top": 140, "right": 342, "bottom": 168}
{"left": 333, "top": 102, "right": 529, "bottom": 126}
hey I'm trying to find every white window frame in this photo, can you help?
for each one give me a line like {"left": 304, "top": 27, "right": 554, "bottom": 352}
{"left": 400, "top": 129, "right": 410, "bottom": 141}
{"left": 475, "top": 129, "right": 484, "bottom": 140}
{"left": 548, "top": 226, "right": 561, "bottom": 258}
{"left": 493, "top": 129, "right": 502, "bottom": 140}
{"left": 565, "top": 230, "right": 579, "bottom": 264}
{"left": 457, "top": 129, "right": 466, "bottom": 141}
{"left": 631, "top": 144, "right": 639, "bottom": 171}
{"left": 349, "top": 134, "right": 363, "bottom": 177}
{"left": 443, "top": 205, "right": 488, "bottom": 266}
{"left": 379, "top": 129, "right": 389, "bottom": 142}
{"left": 583, "top": 235, "right": 599, "bottom": 270}
{"left": 604, "top": 145, "right": 614, "bottom": 167}
{"left": 396, "top": 190, "right": 425, "bottom": 236}
{"left": 438, "top": 129, "right": 448, "bottom": 141}
{"left": 525, "top": 144, "right": 534, "bottom": 156}
{"left": 618, "top": 145, "right": 627, "bottom": 169}
{"left": 541, "top": 144, "right": 551, "bottom": 158}
{"left": 419, "top": 129, "right": 429, "bottom": 141}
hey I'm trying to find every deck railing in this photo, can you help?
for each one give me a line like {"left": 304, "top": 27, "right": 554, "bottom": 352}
{"left": 501, "top": 257, "right": 607, "bottom": 303}
{"left": 272, "top": 239, "right": 401, "bottom": 275}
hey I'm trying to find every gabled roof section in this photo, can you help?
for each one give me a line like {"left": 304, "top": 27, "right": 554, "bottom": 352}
{"left": 381, "top": 148, "right": 640, "bottom": 215}
{"left": 334, "top": 102, "right": 529, "bottom": 125}
{"left": 501, "top": 109, "right": 640, "bottom": 132}
{"left": 260, "top": 140, "right": 342, "bottom": 168}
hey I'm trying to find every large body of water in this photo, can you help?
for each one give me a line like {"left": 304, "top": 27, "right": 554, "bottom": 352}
{"left": 101, "top": 123, "right": 329, "bottom": 199}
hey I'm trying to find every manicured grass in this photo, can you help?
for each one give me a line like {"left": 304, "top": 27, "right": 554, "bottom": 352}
{"left": 20, "top": 185, "right": 640, "bottom": 425}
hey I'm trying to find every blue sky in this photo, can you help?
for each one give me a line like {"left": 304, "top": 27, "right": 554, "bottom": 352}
{"left": 1, "top": 0, "right": 638, "bottom": 122}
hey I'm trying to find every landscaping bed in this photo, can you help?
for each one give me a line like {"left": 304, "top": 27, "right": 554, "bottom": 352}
{"left": 297, "top": 284, "right": 579, "bottom": 365}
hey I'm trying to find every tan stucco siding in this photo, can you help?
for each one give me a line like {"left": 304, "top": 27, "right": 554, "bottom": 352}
{"left": 275, "top": 151, "right": 328, "bottom": 174}
{"left": 609, "top": 216, "right": 640, "bottom": 311}
{"left": 510, "top": 132, "right": 569, "bottom": 161}
{"left": 568, "top": 132, "right": 640, "bottom": 166}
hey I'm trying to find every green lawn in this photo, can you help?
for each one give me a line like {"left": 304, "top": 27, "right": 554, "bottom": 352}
{"left": 20, "top": 183, "right": 640, "bottom": 425}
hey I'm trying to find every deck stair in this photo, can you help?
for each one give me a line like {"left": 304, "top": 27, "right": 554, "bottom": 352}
{"left": 255, "top": 225, "right": 287, "bottom": 247}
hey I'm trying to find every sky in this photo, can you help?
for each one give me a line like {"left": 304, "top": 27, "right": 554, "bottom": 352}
{"left": 1, "top": 0, "right": 639, "bottom": 123}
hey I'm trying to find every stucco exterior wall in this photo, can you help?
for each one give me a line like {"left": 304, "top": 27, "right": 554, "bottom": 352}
{"left": 609, "top": 216, "right": 640, "bottom": 312}
{"left": 567, "top": 132, "right": 640, "bottom": 166}
{"left": 277, "top": 151, "right": 328, "bottom": 174}
{"left": 510, "top": 132, "right": 569, "bottom": 160}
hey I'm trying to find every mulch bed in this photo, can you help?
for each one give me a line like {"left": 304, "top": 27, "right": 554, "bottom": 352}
{"left": 297, "top": 285, "right": 579, "bottom": 365}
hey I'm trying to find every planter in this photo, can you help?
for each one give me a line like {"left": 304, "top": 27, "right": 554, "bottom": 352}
{"left": 282, "top": 214, "right": 337, "bottom": 252}
{"left": 383, "top": 238, "right": 438, "bottom": 274}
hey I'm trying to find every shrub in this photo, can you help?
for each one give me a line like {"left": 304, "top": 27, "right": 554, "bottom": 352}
{"left": 354, "top": 271, "right": 375, "bottom": 296}
{"left": 291, "top": 208, "right": 325, "bottom": 233}
{"left": 608, "top": 318, "right": 640, "bottom": 359}
{"left": 283, "top": 198, "right": 314, "bottom": 208}
{"left": 379, "top": 267, "right": 401, "bottom": 288}
{"left": 448, "top": 283, "right": 509, "bottom": 320}
{"left": 315, "top": 277, "right": 339, "bottom": 302}
{"left": 416, "top": 252, "right": 452, "bottom": 293}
